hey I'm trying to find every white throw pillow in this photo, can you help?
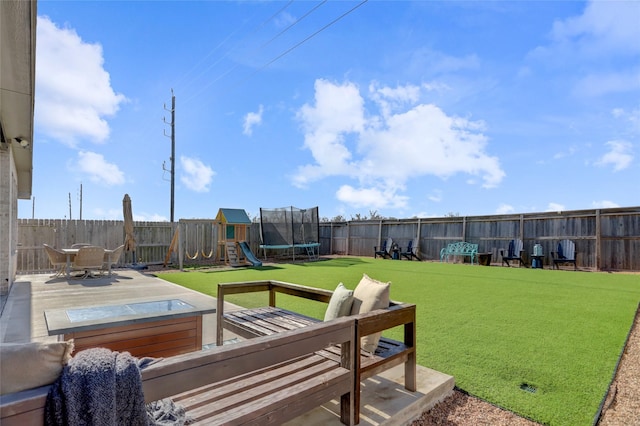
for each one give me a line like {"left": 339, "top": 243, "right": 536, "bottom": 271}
{"left": 0, "top": 340, "right": 74, "bottom": 395}
{"left": 324, "top": 283, "right": 354, "bottom": 321}
{"left": 350, "top": 274, "right": 391, "bottom": 353}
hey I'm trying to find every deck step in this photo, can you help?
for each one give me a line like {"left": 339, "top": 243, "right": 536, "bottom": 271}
{"left": 285, "top": 363, "right": 455, "bottom": 426}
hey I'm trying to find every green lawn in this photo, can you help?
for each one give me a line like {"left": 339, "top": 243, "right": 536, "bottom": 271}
{"left": 157, "top": 257, "right": 640, "bottom": 425}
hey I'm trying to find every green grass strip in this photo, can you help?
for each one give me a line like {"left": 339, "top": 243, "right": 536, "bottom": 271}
{"left": 158, "top": 257, "right": 640, "bottom": 425}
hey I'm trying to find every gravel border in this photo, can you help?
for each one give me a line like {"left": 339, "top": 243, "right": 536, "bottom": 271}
{"left": 598, "top": 304, "right": 640, "bottom": 425}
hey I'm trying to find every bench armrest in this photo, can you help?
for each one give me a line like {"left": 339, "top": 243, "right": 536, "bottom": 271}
{"left": 356, "top": 303, "right": 415, "bottom": 339}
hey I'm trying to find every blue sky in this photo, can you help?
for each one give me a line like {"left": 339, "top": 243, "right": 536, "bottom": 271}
{"left": 22, "top": 1, "right": 639, "bottom": 221}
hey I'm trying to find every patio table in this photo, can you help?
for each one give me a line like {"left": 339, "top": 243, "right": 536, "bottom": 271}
{"left": 60, "top": 248, "right": 79, "bottom": 278}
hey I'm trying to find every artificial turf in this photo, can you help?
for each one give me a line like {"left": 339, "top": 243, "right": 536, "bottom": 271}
{"left": 157, "top": 257, "right": 640, "bottom": 425}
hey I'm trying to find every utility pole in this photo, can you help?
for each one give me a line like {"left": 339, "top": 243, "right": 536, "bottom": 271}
{"left": 163, "top": 89, "right": 176, "bottom": 223}
{"left": 68, "top": 193, "right": 72, "bottom": 220}
{"left": 79, "top": 183, "right": 83, "bottom": 220}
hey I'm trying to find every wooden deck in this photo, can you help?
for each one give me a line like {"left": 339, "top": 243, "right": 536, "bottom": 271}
{"left": 1, "top": 271, "right": 455, "bottom": 426}
{"left": 0, "top": 270, "right": 222, "bottom": 346}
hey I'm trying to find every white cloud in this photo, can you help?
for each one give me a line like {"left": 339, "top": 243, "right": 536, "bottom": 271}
{"left": 369, "top": 82, "right": 421, "bottom": 119}
{"left": 409, "top": 48, "right": 481, "bottom": 75}
{"left": 180, "top": 156, "right": 215, "bottom": 192}
{"left": 496, "top": 203, "right": 514, "bottom": 215}
{"left": 592, "top": 200, "right": 619, "bottom": 209}
{"left": 293, "top": 79, "right": 365, "bottom": 186}
{"left": 427, "top": 190, "right": 442, "bottom": 203}
{"left": 546, "top": 202, "right": 565, "bottom": 212}
{"left": 422, "top": 82, "right": 451, "bottom": 93}
{"left": 293, "top": 79, "right": 504, "bottom": 210}
{"left": 553, "top": 145, "right": 578, "bottom": 160}
{"left": 573, "top": 71, "right": 640, "bottom": 97}
{"left": 76, "top": 151, "right": 125, "bottom": 186}
{"left": 336, "top": 185, "right": 408, "bottom": 210}
{"left": 596, "top": 140, "right": 633, "bottom": 171}
{"left": 133, "top": 212, "right": 169, "bottom": 222}
{"left": 612, "top": 107, "right": 640, "bottom": 134}
{"left": 35, "top": 16, "right": 127, "bottom": 146}
{"left": 275, "top": 11, "right": 296, "bottom": 28}
{"left": 529, "top": 1, "right": 640, "bottom": 97}
{"left": 243, "top": 105, "right": 264, "bottom": 136}
{"left": 551, "top": 1, "right": 640, "bottom": 56}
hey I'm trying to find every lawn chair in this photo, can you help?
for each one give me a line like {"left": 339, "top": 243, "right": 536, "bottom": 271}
{"left": 71, "top": 243, "right": 91, "bottom": 249}
{"left": 102, "top": 244, "right": 124, "bottom": 275}
{"left": 401, "top": 238, "right": 421, "bottom": 260}
{"left": 43, "top": 244, "right": 67, "bottom": 277}
{"left": 71, "top": 246, "right": 105, "bottom": 278}
{"left": 551, "top": 239, "right": 577, "bottom": 270}
{"left": 374, "top": 237, "right": 393, "bottom": 259}
{"left": 500, "top": 239, "right": 525, "bottom": 267}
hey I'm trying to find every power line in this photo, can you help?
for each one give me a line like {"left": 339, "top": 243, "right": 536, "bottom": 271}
{"left": 186, "top": 0, "right": 327, "bottom": 102}
{"left": 182, "top": 0, "right": 367, "bottom": 105}
{"left": 248, "top": 0, "right": 368, "bottom": 83}
{"left": 178, "top": 0, "right": 296, "bottom": 97}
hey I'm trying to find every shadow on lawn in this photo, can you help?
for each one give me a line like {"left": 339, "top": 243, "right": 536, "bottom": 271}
{"left": 298, "top": 257, "right": 366, "bottom": 268}
{"left": 201, "top": 265, "right": 284, "bottom": 273}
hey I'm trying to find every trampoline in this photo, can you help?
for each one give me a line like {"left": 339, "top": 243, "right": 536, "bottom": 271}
{"left": 259, "top": 206, "right": 320, "bottom": 261}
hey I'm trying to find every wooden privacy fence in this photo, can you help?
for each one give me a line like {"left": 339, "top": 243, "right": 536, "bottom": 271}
{"left": 319, "top": 207, "right": 640, "bottom": 271}
{"left": 16, "top": 219, "right": 175, "bottom": 274}
{"left": 16, "top": 206, "right": 640, "bottom": 273}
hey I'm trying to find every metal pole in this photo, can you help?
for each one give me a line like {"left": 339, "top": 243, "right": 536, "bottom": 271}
{"left": 170, "top": 91, "right": 176, "bottom": 223}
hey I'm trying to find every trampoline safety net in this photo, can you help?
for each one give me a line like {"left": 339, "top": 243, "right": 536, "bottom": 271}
{"left": 260, "top": 206, "right": 319, "bottom": 246}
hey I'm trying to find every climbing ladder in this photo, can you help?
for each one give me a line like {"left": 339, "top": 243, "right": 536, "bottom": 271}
{"left": 225, "top": 242, "right": 240, "bottom": 267}
{"left": 305, "top": 243, "right": 318, "bottom": 261}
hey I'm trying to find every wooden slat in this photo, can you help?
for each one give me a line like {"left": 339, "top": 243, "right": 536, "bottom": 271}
{"left": 182, "top": 357, "right": 343, "bottom": 421}
{"left": 142, "top": 317, "right": 355, "bottom": 401}
{"left": 66, "top": 316, "right": 196, "bottom": 338}
{"left": 174, "top": 354, "right": 331, "bottom": 403}
{"left": 197, "top": 370, "right": 350, "bottom": 425}
{"left": 68, "top": 319, "right": 196, "bottom": 344}
{"left": 65, "top": 315, "right": 201, "bottom": 358}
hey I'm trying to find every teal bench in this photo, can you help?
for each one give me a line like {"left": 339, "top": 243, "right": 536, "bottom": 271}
{"left": 440, "top": 242, "right": 479, "bottom": 265}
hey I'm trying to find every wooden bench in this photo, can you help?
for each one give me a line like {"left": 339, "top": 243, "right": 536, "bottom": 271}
{"left": 0, "top": 318, "right": 358, "bottom": 425}
{"left": 440, "top": 241, "right": 479, "bottom": 264}
{"left": 215, "top": 280, "right": 417, "bottom": 421}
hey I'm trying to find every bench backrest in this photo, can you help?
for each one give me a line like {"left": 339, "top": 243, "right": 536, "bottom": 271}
{"left": 507, "top": 239, "right": 523, "bottom": 257}
{"left": 1, "top": 318, "right": 357, "bottom": 425}
{"left": 557, "top": 239, "right": 576, "bottom": 260}
{"left": 143, "top": 317, "right": 356, "bottom": 400}
{"left": 446, "top": 242, "right": 478, "bottom": 254}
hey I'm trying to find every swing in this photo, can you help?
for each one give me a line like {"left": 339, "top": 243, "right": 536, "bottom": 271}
{"left": 201, "top": 224, "right": 214, "bottom": 259}
{"left": 185, "top": 224, "right": 200, "bottom": 260}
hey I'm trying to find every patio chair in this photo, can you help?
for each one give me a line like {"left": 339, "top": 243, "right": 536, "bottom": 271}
{"left": 102, "top": 244, "right": 124, "bottom": 275}
{"left": 71, "top": 246, "right": 105, "bottom": 278}
{"left": 374, "top": 237, "right": 394, "bottom": 259}
{"left": 43, "top": 244, "right": 67, "bottom": 277}
{"left": 71, "top": 243, "right": 92, "bottom": 249}
{"left": 551, "top": 239, "right": 577, "bottom": 270}
{"left": 401, "top": 238, "right": 421, "bottom": 260}
{"left": 500, "top": 239, "right": 525, "bottom": 267}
